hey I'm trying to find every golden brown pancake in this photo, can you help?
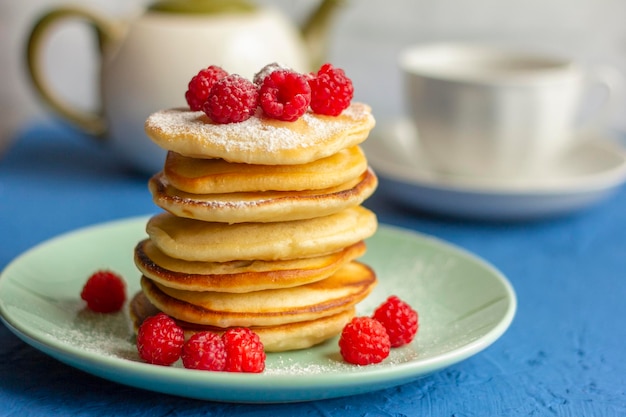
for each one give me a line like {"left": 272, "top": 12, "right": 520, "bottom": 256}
{"left": 149, "top": 167, "right": 378, "bottom": 223}
{"left": 140, "top": 261, "right": 376, "bottom": 327}
{"left": 163, "top": 146, "right": 369, "bottom": 194}
{"left": 134, "top": 238, "right": 366, "bottom": 292}
{"left": 146, "top": 206, "right": 377, "bottom": 262}
{"left": 129, "top": 291, "right": 355, "bottom": 352}
{"left": 144, "top": 103, "right": 375, "bottom": 164}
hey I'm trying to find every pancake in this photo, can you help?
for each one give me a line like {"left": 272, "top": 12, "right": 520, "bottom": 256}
{"left": 163, "top": 146, "right": 368, "bottom": 194}
{"left": 129, "top": 291, "right": 355, "bottom": 352}
{"left": 144, "top": 103, "right": 375, "bottom": 165}
{"left": 149, "top": 167, "right": 377, "bottom": 223}
{"left": 146, "top": 206, "right": 377, "bottom": 262}
{"left": 140, "top": 261, "right": 376, "bottom": 328}
{"left": 134, "top": 238, "right": 367, "bottom": 292}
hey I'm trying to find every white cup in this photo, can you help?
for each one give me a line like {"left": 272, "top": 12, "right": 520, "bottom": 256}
{"left": 398, "top": 43, "right": 619, "bottom": 177}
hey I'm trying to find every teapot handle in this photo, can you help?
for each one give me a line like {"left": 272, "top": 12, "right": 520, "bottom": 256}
{"left": 26, "top": 7, "right": 120, "bottom": 137}
{"left": 301, "top": 0, "right": 346, "bottom": 70}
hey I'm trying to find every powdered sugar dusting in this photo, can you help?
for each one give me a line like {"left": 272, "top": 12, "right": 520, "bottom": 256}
{"left": 43, "top": 301, "right": 138, "bottom": 361}
{"left": 175, "top": 191, "right": 271, "bottom": 210}
{"left": 252, "top": 62, "right": 292, "bottom": 85}
{"left": 157, "top": 175, "right": 269, "bottom": 209}
{"left": 264, "top": 343, "right": 421, "bottom": 375}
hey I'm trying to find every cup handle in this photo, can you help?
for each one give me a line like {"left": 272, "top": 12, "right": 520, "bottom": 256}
{"left": 26, "top": 7, "right": 121, "bottom": 137}
{"left": 578, "top": 65, "right": 623, "bottom": 134}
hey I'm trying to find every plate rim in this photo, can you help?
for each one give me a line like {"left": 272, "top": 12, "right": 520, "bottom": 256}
{"left": 0, "top": 216, "right": 517, "bottom": 403}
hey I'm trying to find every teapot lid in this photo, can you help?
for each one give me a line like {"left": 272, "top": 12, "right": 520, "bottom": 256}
{"left": 148, "top": 0, "right": 256, "bottom": 14}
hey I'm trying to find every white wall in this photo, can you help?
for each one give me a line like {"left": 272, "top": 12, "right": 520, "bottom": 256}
{"left": 2, "top": 0, "right": 625, "bottom": 150}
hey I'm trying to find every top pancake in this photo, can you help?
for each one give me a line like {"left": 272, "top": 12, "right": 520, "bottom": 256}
{"left": 144, "top": 103, "right": 375, "bottom": 165}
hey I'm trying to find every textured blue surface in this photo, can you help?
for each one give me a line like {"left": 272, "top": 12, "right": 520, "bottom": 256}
{"left": 1, "top": 123, "right": 625, "bottom": 416}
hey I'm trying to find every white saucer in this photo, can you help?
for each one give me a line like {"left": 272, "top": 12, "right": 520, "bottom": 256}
{"left": 363, "top": 119, "right": 626, "bottom": 220}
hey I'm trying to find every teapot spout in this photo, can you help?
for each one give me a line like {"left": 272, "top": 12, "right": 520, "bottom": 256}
{"left": 301, "top": 0, "right": 346, "bottom": 70}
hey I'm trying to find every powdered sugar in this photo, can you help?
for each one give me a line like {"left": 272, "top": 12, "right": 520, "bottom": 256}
{"left": 252, "top": 62, "right": 292, "bottom": 85}
{"left": 264, "top": 343, "right": 420, "bottom": 375}
{"left": 43, "top": 301, "right": 138, "bottom": 361}
{"left": 176, "top": 192, "right": 271, "bottom": 210}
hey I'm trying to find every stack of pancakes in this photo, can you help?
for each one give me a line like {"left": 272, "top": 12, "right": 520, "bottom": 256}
{"left": 130, "top": 103, "right": 379, "bottom": 352}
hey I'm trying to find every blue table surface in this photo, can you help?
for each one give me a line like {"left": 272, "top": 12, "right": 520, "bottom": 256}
{"left": 1, "top": 122, "right": 625, "bottom": 417}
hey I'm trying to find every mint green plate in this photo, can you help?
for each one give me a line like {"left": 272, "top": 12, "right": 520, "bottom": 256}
{"left": 0, "top": 217, "right": 516, "bottom": 403}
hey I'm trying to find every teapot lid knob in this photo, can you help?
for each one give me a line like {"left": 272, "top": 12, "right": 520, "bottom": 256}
{"left": 148, "top": 0, "right": 256, "bottom": 14}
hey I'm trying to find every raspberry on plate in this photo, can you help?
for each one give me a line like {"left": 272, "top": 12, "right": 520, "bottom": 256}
{"left": 203, "top": 74, "right": 259, "bottom": 124}
{"left": 222, "top": 327, "right": 266, "bottom": 373}
{"left": 185, "top": 65, "right": 228, "bottom": 111}
{"left": 308, "top": 63, "right": 354, "bottom": 116}
{"left": 80, "top": 270, "right": 126, "bottom": 313}
{"left": 373, "top": 296, "right": 419, "bottom": 347}
{"left": 259, "top": 69, "right": 311, "bottom": 121}
{"left": 181, "top": 331, "right": 227, "bottom": 371}
{"left": 339, "top": 316, "right": 390, "bottom": 365}
{"left": 136, "top": 313, "right": 184, "bottom": 366}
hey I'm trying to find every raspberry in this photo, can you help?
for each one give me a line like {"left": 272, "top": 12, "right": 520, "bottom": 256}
{"left": 185, "top": 65, "right": 228, "bottom": 111}
{"left": 181, "top": 331, "right": 226, "bottom": 371}
{"left": 253, "top": 62, "right": 291, "bottom": 85}
{"left": 222, "top": 328, "right": 266, "bottom": 373}
{"left": 373, "top": 296, "right": 418, "bottom": 347}
{"left": 339, "top": 316, "right": 390, "bottom": 365}
{"left": 136, "top": 313, "right": 184, "bottom": 366}
{"left": 259, "top": 69, "right": 311, "bottom": 121}
{"left": 80, "top": 270, "right": 126, "bottom": 313}
{"left": 203, "top": 74, "right": 259, "bottom": 124}
{"left": 308, "top": 63, "right": 354, "bottom": 116}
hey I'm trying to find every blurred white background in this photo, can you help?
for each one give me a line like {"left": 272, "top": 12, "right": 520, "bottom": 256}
{"left": 2, "top": 0, "right": 625, "bottom": 151}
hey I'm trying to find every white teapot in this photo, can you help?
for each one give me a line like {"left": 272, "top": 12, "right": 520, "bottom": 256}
{"left": 26, "top": 0, "right": 344, "bottom": 173}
